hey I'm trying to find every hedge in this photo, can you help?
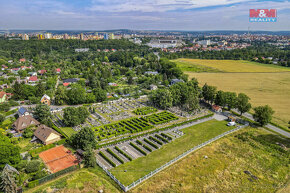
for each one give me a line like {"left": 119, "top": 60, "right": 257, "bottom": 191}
{"left": 161, "top": 133, "right": 172, "bottom": 140}
{"left": 27, "top": 165, "right": 78, "bottom": 188}
{"left": 129, "top": 142, "right": 147, "bottom": 156}
{"left": 114, "top": 146, "right": 132, "bottom": 161}
{"left": 29, "top": 144, "right": 56, "bottom": 158}
{"left": 99, "top": 151, "right": 116, "bottom": 167}
{"left": 149, "top": 136, "right": 163, "bottom": 145}
{"left": 106, "top": 148, "right": 124, "bottom": 164}
{"left": 52, "top": 125, "right": 68, "bottom": 138}
{"left": 96, "top": 113, "right": 214, "bottom": 148}
{"left": 144, "top": 138, "right": 158, "bottom": 149}
{"left": 136, "top": 140, "right": 152, "bottom": 152}
{"left": 155, "top": 134, "right": 169, "bottom": 143}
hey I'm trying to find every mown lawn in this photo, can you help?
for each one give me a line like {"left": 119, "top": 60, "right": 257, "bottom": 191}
{"left": 172, "top": 58, "right": 290, "bottom": 73}
{"left": 130, "top": 127, "right": 290, "bottom": 193}
{"left": 111, "top": 119, "right": 232, "bottom": 186}
{"left": 59, "top": 127, "right": 76, "bottom": 137}
{"left": 27, "top": 168, "right": 121, "bottom": 193}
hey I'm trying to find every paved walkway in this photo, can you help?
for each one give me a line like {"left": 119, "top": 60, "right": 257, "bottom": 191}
{"left": 232, "top": 109, "right": 290, "bottom": 138}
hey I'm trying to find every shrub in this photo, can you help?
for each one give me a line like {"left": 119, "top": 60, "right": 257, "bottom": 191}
{"left": 26, "top": 160, "right": 41, "bottom": 173}
{"left": 155, "top": 134, "right": 169, "bottom": 143}
{"left": 129, "top": 142, "right": 147, "bottom": 156}
{"left": 115, "top": 146, "right": 132, "bottom": 161}
{"left": 161, "top": 133, "right": 172, "bottom": 140}
{"left": 149, "top": 136, "right": 163, "bottom": 145}
{"left": 99, "top": 151, "right": 116, "bottom": 167}
{"left": 106, "top": 148, "right": 124, "bottom": 164}
{"left": 144, "top": 138, "right": 158, "bottom": 149}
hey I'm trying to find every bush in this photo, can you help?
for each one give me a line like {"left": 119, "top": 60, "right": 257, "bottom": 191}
{"left": 144, "top": 138, "right": 158, "bottom": 149}
{"left": 155, "top": 134, "right": 169, "bottom": 143}
{"left": 161, "top": 133, "right": 172, "bottom": 140}
{"left": 129, "top": 142, "right": 147, "bottom": 156}
{"left": 26, "top": 160, "right": 41, "bottom": 173}
{"left": 106, "top": 148, "right": 124, "bottom": 164}
{"left": 28, "top": 180, "right": 39, "bottom": 188}
{"left": 29, "top": 143, "right": 56, "bottom": 158}
{"left": 99, "top": 151, "right": 116, "bottom": 167}
{"left": 114, "top": 146, "right": 132, "bottom": 161}
{"left": 23, "top": 128, "right": 34, "bottom": 138}
{"left": 149, "top": 136, "right": 163, "bottom": 145}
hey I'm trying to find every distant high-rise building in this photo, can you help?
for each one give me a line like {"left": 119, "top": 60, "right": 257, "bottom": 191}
{"left": 104, "top": 33, "right": 109, "bottom": 40}
{"left": 109, "top": 33, "right": 114, "bottom": 40}
{"left": 22, "top": 34, "right": 29, "bottom": 40}
{"left": 63, "top": 33, "right": 69, "bottom": 40}
{"left": 44, "top": 33, "right": 52, "bottom": 39}
{"left": 38, "top": 34, "right": 44, "bottom": 40}
{"left": 80, "top": 33, "right": 84, "bottom": 40}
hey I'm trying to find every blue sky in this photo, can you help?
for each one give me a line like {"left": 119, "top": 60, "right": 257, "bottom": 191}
{"left": 0, "top": 0, "right": 289, "bottom": 30}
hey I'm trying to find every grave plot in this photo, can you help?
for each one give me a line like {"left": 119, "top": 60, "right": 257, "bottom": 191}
{"left": 96, "top": 129, "right": 182, "bottom": 169}
{"left": 108, "top": 112, "right": 132, "bottom": 121}
{"left": 94, "top": 118, "right": 153, "bottom": 141}
{"left": 91, "top": 112, "right": 110, "bottom": 125}
{"left": 143, "top": 111, "right": 179, "bottom": 125}
{"left": 133, "top": 107, "right": 157, "bottom": 115}
{"left": 87, "top": 116, "right": 102, "bottom": 127}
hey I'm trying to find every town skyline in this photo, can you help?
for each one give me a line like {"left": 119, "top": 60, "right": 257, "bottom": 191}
{"left": 0, "top": 0, "right": 289, "bottom": 31}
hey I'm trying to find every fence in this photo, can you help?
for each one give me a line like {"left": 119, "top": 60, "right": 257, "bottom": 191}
{"left": 96, "top": 125, "right": 245, "bottom": 192}
{"left": 27, "top": 165, "right": 79, "bottom": 188}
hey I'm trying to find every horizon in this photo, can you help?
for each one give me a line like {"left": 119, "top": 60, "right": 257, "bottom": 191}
{"left": 0, "top": 0, "right": 289, "bottom": 31}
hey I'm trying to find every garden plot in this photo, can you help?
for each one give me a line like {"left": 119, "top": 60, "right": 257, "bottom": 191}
{"left": 96, "top": 129, "right": 182, "bottom": 169}
{"left": 93, "top": 118, "right": 153, "bottom": 141}
{"left": 108, "top": 112, "right": 132, "bottom": 121}
{"left": 144, "top": 111, "right": 179, "bottom": 125}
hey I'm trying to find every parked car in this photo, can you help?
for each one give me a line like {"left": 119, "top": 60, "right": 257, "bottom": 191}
{"left": 227, "top": 122, "right": 236, "bottom": 126}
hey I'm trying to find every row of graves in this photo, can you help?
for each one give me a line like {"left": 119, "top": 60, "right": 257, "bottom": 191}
{"left": 96, "top": 129, "right": 184, "bottom": 169}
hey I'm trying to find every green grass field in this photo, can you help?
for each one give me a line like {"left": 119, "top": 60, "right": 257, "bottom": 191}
{"left": 130, "top": 127, "right": 290, "bottom": 193}
{"left": 172, "top": 58, "right": 290, "bottom": 73}
{"left": 59, "top": 127, "right": 76, "bottom": 137}
{"left": 27, "top": 168, "right": 121, "bottom": 193}
{"left": 111, "top": 119, "right": 232, "bottom": 186}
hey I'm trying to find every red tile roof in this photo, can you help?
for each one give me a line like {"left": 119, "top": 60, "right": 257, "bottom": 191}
{"left": 29, "top": 76, "right": 38, "bottom": 82}
{"left": 63, "top": 83, "right": 70, "bottom": 87}
{"left": 56, "top": 68, "right": 61, "bottom": 72}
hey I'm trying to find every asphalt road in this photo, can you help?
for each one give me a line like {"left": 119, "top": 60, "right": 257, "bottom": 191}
{"left": 233, "top": 109, "right": 290, "bottom": 138}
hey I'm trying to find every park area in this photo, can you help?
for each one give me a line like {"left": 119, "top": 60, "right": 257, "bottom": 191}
{"left": 172, "top": 58, "right": 290, "bottom": 128}
{"left": 110, "top": 119, "right": 233, "bottom": 186}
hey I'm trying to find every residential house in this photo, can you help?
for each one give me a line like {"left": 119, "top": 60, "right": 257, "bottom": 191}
{"left": 212, "top": 105, "right": 222, "bottom": 113}
{"left": 63, "top": 82, "right": 70, "bottom": 87}
{"left": 28, "top": 72, "right": 37, "bottom": 76}
{"left": 40, "top": 94, "right": 51, "bottom": 105}
{"left": 56, "top": 68, "right": 61, "bottom": 74}
{"left": 63, "top": 78, "right": 78, "bottom": 83}
{"left": 145, "top": 71, "right": 159, "bottom": 75}
{"left": 34, "top": 125, "right": 61, "bottom": 145}
{"left": 18, "top": 107, "right": 30, "bottom": 117}
{"left": 28, "top": 76, "right": 38, "bottom": 83}
{"left": 38, "top": 70, "right": 47, "bottom": 75}
{"left": 0, "top": 91, "right": 7, "bottom": 103}
{"left": 19, "top": 58, "right": 26, "bottom": 63}
{"left": 13, "top": 115, "right": 40, "bottom": 133}
{"left": 170, "top": 79, "right": 184, "bottom": 85}
{"left": 11, "top": 68, "right": 20, "bottom": 74}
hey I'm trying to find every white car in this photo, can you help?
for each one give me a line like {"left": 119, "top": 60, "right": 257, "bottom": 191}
{"left": 227, "top": 122, "right": 236, "bottom": 126}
